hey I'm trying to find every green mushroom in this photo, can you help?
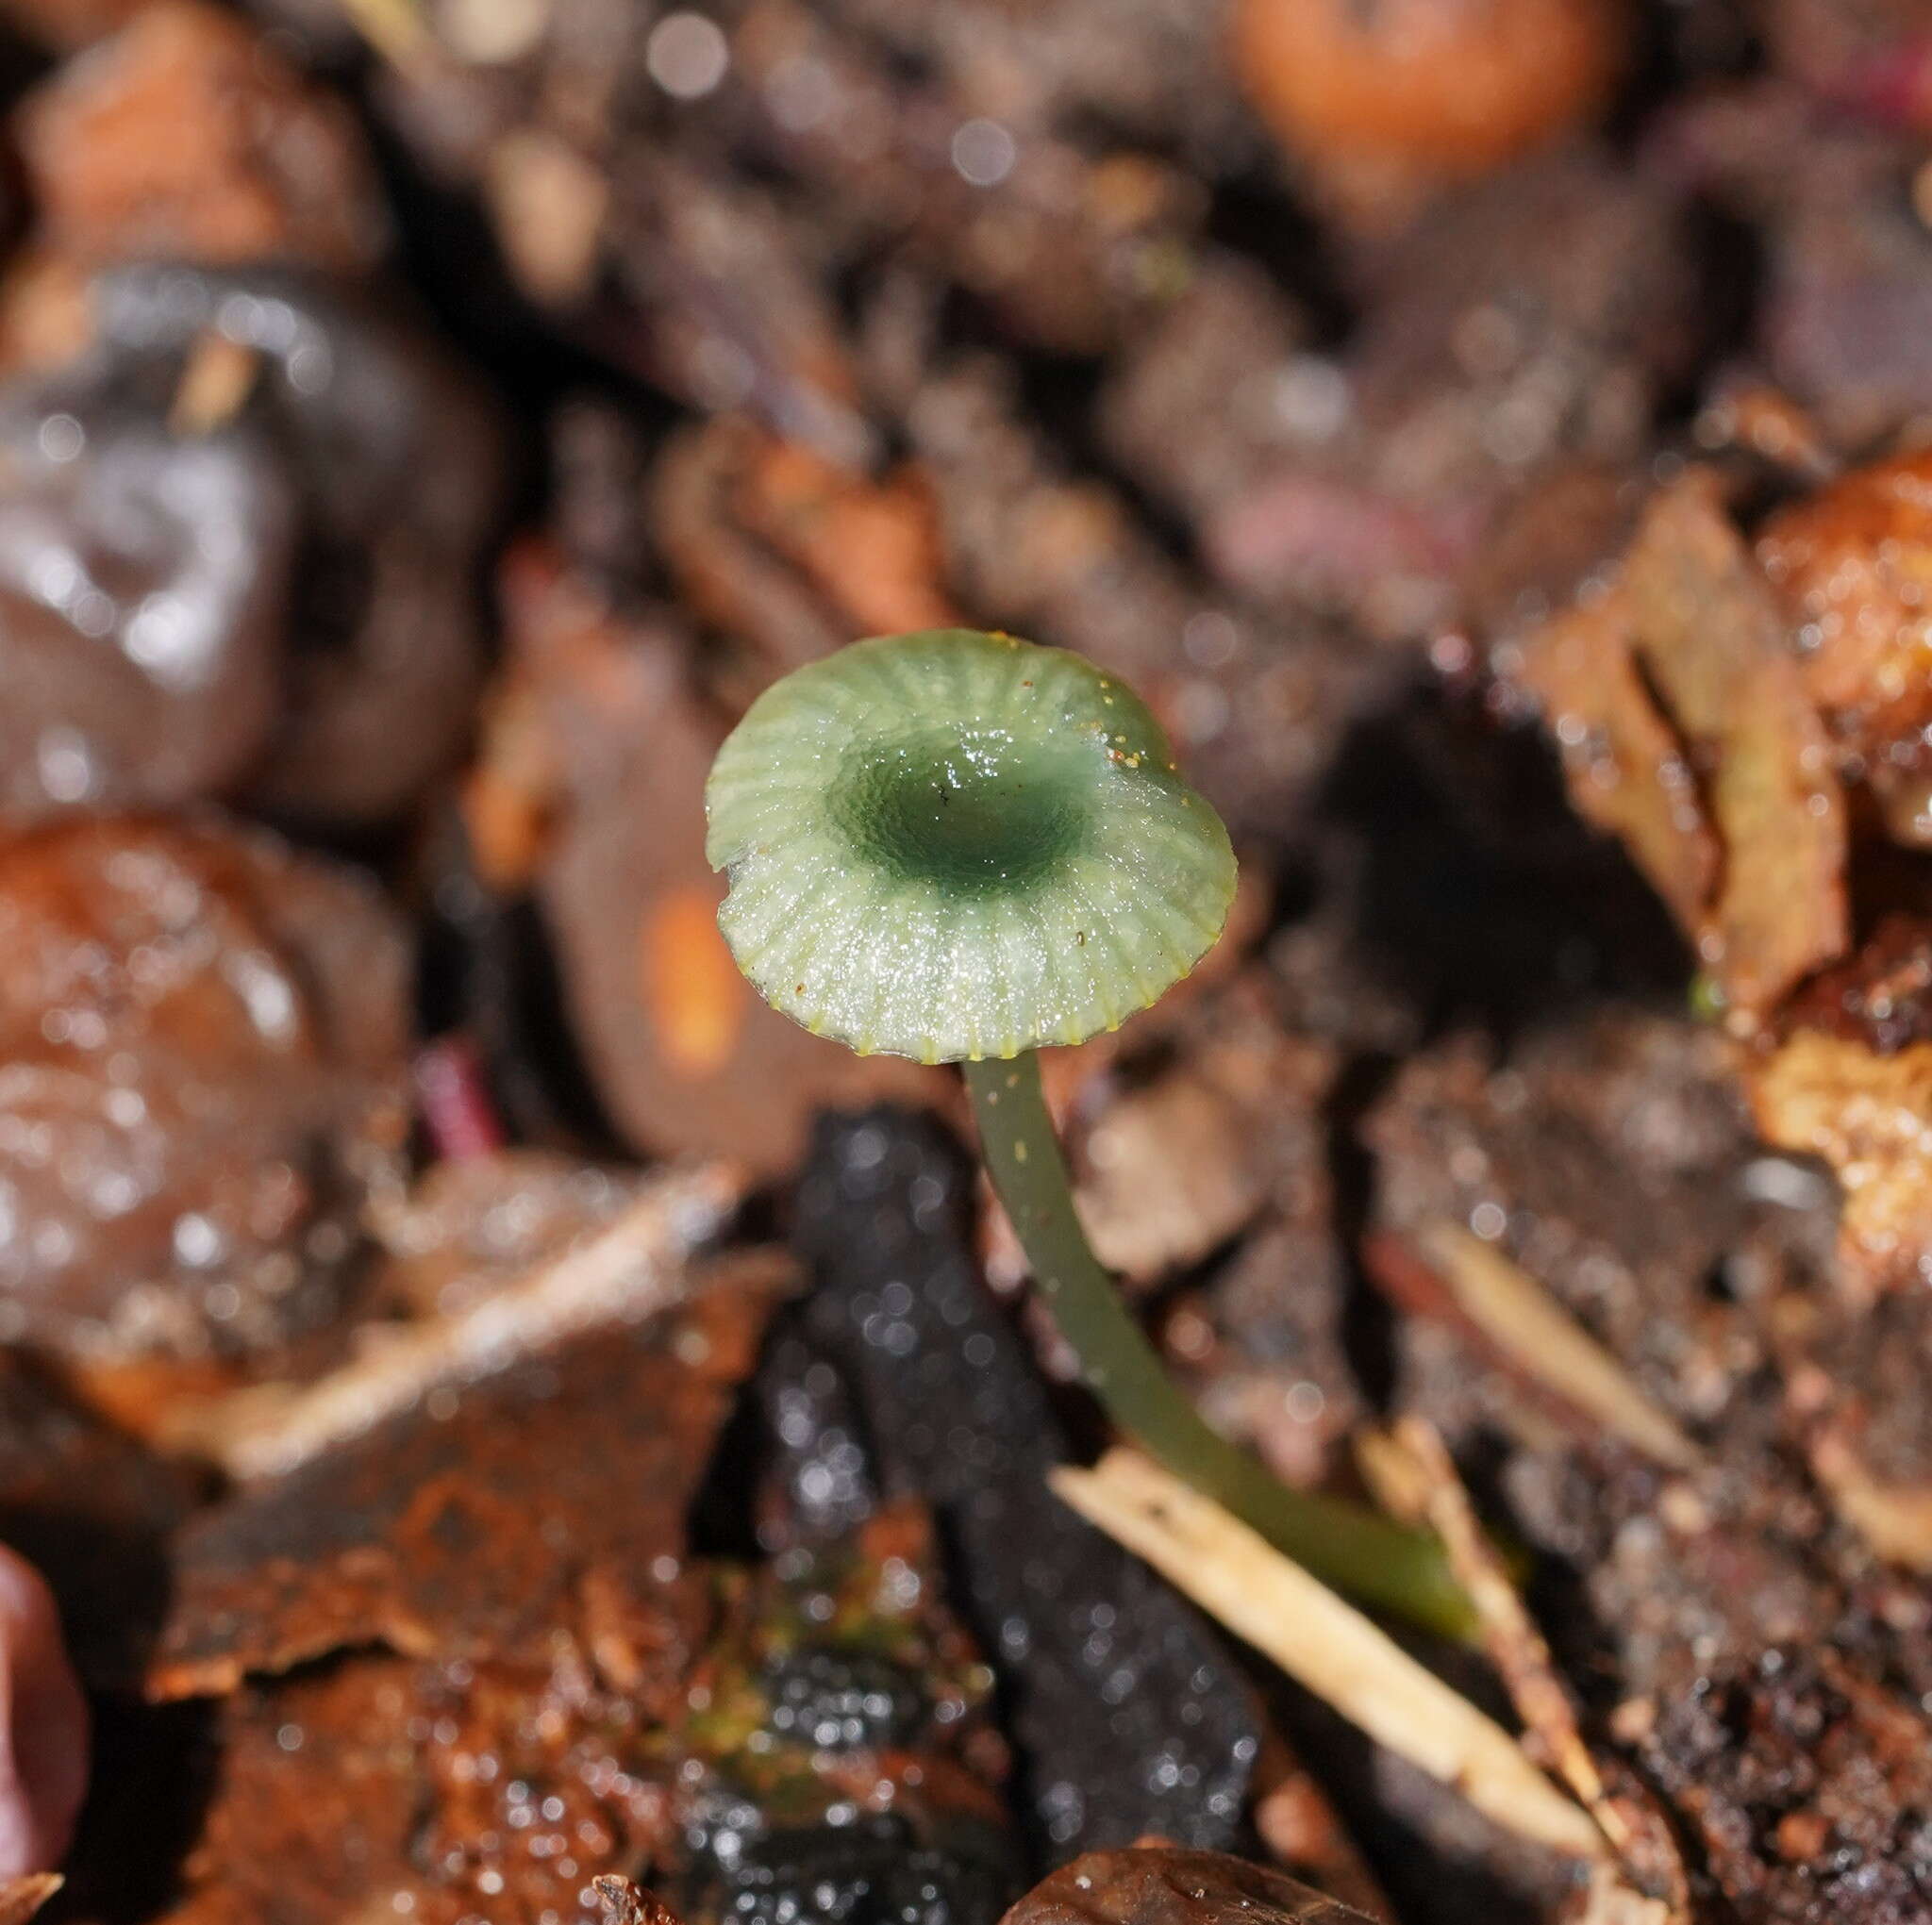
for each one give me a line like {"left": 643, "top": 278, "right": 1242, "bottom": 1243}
{"left": 708, "top": 629, "right": 1469, "bottom": 1636}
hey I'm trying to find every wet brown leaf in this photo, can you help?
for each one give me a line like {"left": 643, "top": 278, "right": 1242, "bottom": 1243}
{"left": 1744, "top": 1029, "right": 1932, "bottom": 1297}
{"left": 655, "top": 417, "right": 958, "bottom": 694}
{"left": 1620, "top": 470, "right": 1846, "bottom": 1015}
{"left": 160, "top": 1645, "right": 672, "bottom": 1925}
{"left": 169, "top": 1162, "right": 748, "bottom": 1480}
{"left": 0, "top": 1877, "right": 61, "bottom": 1925}
{"left": 1514, "top": 588, "right": 1717, "bottom": 943}
{"left": 733, "top": 433, "right": 958, "bottom": 639}
{"left": 1760, "top": 447, "right": 1932, "bottom": 844}
{"left": 1515, "top": 470, "right": 1846, "bottom": 1018}
{"left": 149, "top": 1249, "right": 789, "bottom": 1698}
{"left": 15, "top": 0, "right": 386, "bottom": 272}
{"left": 1005, "top": 1848, "right": 1372, "bottom": 1925}
{"left": 594, "top": 1878, "right": 682, "bottom": 1925}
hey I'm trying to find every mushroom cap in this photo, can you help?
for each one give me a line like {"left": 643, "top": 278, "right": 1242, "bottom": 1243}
{"left": 706, "top": 629, "right": 1237, "bottom": 1063}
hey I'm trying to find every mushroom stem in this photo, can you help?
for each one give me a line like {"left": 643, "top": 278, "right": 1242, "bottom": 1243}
{"left": 964, "top": 1051, "right": 1473, "bottom": 1638}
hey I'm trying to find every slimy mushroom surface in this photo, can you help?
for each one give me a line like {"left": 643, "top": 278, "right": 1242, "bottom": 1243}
{"left": 706, "top": 629, "right": 1236, "bottom": 1063}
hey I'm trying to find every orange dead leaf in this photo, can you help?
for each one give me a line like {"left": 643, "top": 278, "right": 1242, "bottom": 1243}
{"left": 0, "top": 247, "right": 96, "bottom": 376}
{"left": 460, "top": 760, "right": 553, "bottom": 894}
{"left": 1759, "top": 449, "right": 1932, "bottom": 845}
{"left": 738, "top": 437, "right": 958, "bottom": 639}
{"left": 1515, "top": 470, "right": 1847, "bottom": 1020}
{"left": 1744, "top": 1029, "right": 1932, "bottom": 1297}
{"left": 641, "top": 887, "right": 747, "bottom": 1080}
{"left": 1621, "top": 472, "right": 1847, "bottom": 1016}
{"left": 16, "top": 0, "right": 386, "bottom": 270}
{"left": 1516, "top": 589, "right": 1717, "bottom": 938}
{"left": 0, "top": 1877, "right": 61, "bottom": 1925}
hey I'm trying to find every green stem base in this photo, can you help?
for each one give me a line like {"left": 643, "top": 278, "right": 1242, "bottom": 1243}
{"left": 965, "top": 1051, "right": 1472, "bottom": 1640}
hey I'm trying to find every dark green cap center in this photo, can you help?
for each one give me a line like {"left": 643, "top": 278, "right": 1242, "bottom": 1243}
{"left": 828, "top": 727, "right": 1089, "bottom": 895}
{"left": 705, "top": 628, "right": 1236, "bottom": 1061}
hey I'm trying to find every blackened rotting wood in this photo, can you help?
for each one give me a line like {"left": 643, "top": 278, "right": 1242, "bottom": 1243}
{"left": 756, "top": 1323, "right": 883, "bottom": 1546}
{"left": 784, "top": 1108, "right": 1261, "bottom": 1860}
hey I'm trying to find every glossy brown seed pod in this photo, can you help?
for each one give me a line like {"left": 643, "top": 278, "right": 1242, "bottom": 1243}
{"left": 1234, "top": 0, "right": 1624, "bottom": 219}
